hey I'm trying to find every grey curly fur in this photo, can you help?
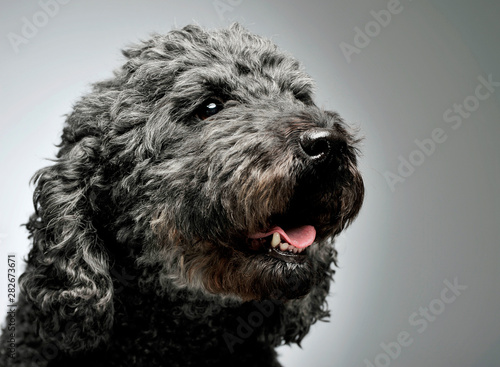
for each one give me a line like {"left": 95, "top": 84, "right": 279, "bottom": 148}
{"left": 0, "top": 23, "right": 364, "bottom": 366}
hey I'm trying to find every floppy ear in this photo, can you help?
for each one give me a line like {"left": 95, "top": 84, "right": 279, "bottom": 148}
{"left": 19, "top": 134, "right": 113, "bottom": 353}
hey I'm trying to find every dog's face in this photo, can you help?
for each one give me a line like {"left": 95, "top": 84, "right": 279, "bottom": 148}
{"left": 20, "top": 24, "right": 364, "bottom": 352}
{"left": 97, "top": 24, "right": 364, "bottom": 301}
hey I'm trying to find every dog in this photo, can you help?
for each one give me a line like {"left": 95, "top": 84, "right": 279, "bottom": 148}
{"left": 0, "top": 23, "right": 364, "bottom": 366}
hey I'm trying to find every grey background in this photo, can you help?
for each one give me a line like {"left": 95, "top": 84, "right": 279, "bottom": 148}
{"left": 1, "top": 0, "right": 499, "bottom": 366}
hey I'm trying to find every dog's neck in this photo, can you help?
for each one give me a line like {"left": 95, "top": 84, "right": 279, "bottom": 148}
{"left": 104, "top": 260, "right": 285, "bottom": 365}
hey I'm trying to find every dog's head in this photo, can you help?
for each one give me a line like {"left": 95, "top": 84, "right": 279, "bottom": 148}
{"left": 20, "top": 24, "right": 363, "bottom": 352}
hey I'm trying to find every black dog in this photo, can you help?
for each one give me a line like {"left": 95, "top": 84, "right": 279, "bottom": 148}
{"left": 0, "top": 24, "right": 364, "bottom": 366}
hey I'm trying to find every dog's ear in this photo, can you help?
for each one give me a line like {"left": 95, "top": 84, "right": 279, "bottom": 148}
{"left": 19, "top": 135, "right": 113, "bottom": 353}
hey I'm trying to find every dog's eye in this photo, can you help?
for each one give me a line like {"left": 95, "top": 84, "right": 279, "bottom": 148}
{"left": 196, "top": 99, "right": 224, "bottom": 120}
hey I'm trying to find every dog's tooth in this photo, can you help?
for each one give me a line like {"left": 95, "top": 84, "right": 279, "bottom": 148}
{"left": 271, "top": 233, "right": 280, "bottom": 248}
{"left": 279, "top": 242, "right": 289, "bottom": 251}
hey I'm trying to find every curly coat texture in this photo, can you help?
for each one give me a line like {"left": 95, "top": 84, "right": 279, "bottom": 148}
{"left": 0, "top": 24, "right": 363, "bottom": 366}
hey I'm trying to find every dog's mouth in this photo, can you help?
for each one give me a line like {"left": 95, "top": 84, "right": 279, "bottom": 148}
{"left": 246, "top": 225, "right": 316, "bottom": 263}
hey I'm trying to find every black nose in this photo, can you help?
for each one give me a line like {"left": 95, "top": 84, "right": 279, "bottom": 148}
{"left": 299, "top": 128, "right": 346, "bottom": 163}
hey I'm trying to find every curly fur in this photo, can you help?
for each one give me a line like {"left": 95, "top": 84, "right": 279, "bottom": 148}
{"left": 0, "top": 24, "right": 363, "bottom": 366}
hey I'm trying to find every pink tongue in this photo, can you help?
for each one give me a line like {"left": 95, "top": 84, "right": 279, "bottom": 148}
{"left": 249, "top": 225, "right": 316, "bottom": 249}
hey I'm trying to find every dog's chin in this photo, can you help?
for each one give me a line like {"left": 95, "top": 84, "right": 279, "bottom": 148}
{"left": 194, "top": 236, "right": 327, "bottom": 302}
{"left": 240, "top": 233, "right": 317, "bottom": 300}
{"left": 150, "top": 212, "right": 335, "bottom": 302}
{"left": 248, "top": 252, "right": 319, "bottom": 300}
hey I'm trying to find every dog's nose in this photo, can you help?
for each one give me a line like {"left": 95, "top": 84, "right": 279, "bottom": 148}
{"left": 299, "top": 128, "right": 346, "bottom": 163}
